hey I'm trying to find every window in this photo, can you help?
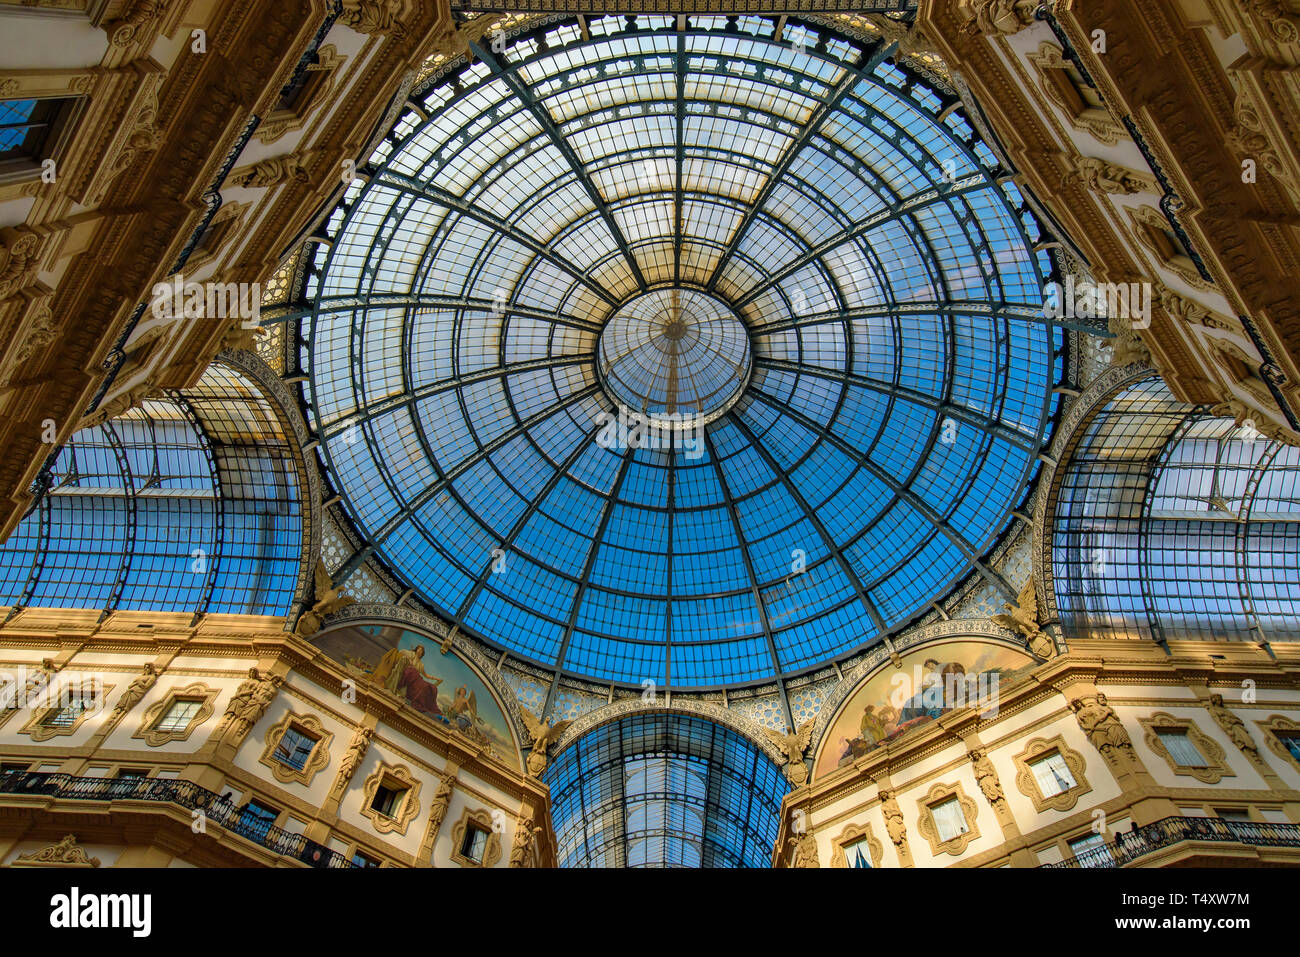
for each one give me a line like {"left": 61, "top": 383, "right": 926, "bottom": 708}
{"left": 459, "top": 824, "right": 490, "bottom": 865}
{"left": 370, "top": 783, "right": 406, "bottom": 819}
{"left": 843, "top": 838, "right": 872, "bottom": 869}
{"left": 1277, "top": 732, "right": 1300, "bottom": 763}
{"left": 1215, "top": 808, "right": 1251, "bottom": 822}
{"left": 930, "top": 798, "right": 969, "bottom": 844}
{"left": 272, "top": 725, "right": 317, "bottom": 772}
{"left": 1069, "top": 833, "right": 1110, "bottom": 868}
{"left": 1029, "top": 751, "right": 1077, "bottom": 797}
{"left": 1158, "top": 729, "right": 1207, "bottom": 767}
{"left": 0, "top": 97, "right": 73, "bottom": 166}
{"left": 351, "top": 850, "right": 381, "bottom": 868}
{"left": 40, "top": 692, "right": 97, "bottom": 729}
{"left": 0, "top": 761, "right": 29, "bottom": 775}
{"left": 153, "top": 698, "right": 202, "bottom": 734}
{"left": 115, "top": 768, "right": 147, "bottom": 780}
{"left": 237, "top": 800, "right": 279, "bottom": 842}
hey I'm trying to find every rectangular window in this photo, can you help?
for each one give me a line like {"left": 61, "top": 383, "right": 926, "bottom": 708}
{"left": 460, "top": 824, "right": 489, "bottom": 864}
{"left": 930, "top": 798, "right": 968, "bottom": 843}
{"left": 1158, "top": 729, "right": 1207, "bottom": 767}
{"left": 1214, "top": 808, "right": 1251, "bottom": 822}
{"left": 40, "top": 695, "right": 95, "bottom": 729}
{"left": 1069, "top": 833, "right": 1110, "bottom": 868}
{"left": 352, "top": 850, "right": 381, "bottom": 868}
{"left": 115, "top": 768, "right": 148, "bottom": 780}
{"left": 153, "top": 699, "right": 202, "bottom": 734}
{"left": 238, "top": 800, "right": 279, "bottom": 842}
{"left": 1029, "top": 751, "right": 1077, "bottom": 797}
{"left": 370, "top": 783, "right": 405, "bottom": 819}
{"left": 0, "top": 98, "right": 68, "bottom": 163}
{"left": 273, "top": 726, "right": 317, "bottom": 771}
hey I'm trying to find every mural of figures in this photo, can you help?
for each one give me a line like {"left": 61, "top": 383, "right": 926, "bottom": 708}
{"left": 814, "top": 640, "right": 1034, "bottom": 779}
{"left": 314, "top": 622, "right": 520, "bottom": 770}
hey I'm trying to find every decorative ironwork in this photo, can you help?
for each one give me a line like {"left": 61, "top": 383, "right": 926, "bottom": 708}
{"left": 1042, "top": 815, "right": 1300, "bottom": 868}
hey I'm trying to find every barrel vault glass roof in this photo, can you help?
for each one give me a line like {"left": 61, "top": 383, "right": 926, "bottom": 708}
{"left": 304, "top": 14, "right": 1064, "bottom": 689}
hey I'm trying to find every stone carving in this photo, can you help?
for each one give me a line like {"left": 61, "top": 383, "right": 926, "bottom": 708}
{"left": 1107, "top": 314, "right": 1151, "bottom": 368}
{"left": 426, "top": 773, "right": 454, "bottom": 840}
{"left": 339, "top": 0, "right": 406, "bottom": 36}
{"left": 105, "top": 0, "right": 165, "bottom": 47}
{"left": 522, "top": 709, "right": 571, "bottom": 777}
{"left": 970, "top": 748, "right": 1004, "bottom": 805}
{"left": 109, "top": 86, "right": 164, "bottom": 180}
{"left": 764, "top": 719, "right": 815, "bottom": 787}
{"left": 1205, "top": 693, "right": 1260, "bottom": 759}
{"left": 1239, "top": 0, "right": 1300, "bottom": 43}
{"left": 1065, "top": 156, "right": 1155, "bottom": 195}
{"left": 333, "top": 726, "right": 372, "bottom": 794}
{"left": 231, "top": 155, "right": 311, "bottom": 189}
{"left": 1156, "top": 285, "right": 1237, "bottom": 332}
{"left": 84, "top": 379, "right": 157, "bottom": 428}
{"left": 961, "top": 0, "right": 1040, "bottom": 35}
{"left": 880, "top": 789, "right": 909, "bottom": 856}
{"left": 113, "top": 662, "right": 157, "bottom": 715}
{"left": 510, "top": 815, "right": 536, "bottom": 867}
{"left": 991, "top": 579, "right": 1054, "bottom": 658}
{"left": 221, "top": 667, "right": 281, "bottom": 742}
{"left": 1209, "top": 397, "right": 1297, "bottom": 446}
{"left": 15, "top": 834, "right": 100, "bottom": 868}
{"left": 1070, "top": 693, "right": 1135, "bottom": 761}
{"left": 789, "top": 828, "right": 819, "bottom": 868}
{"left": 0, "top": 227, "right": 42, "bottom": 301}
{"left": 13, "top": 308, "right": 54, "bottom": 366}
{"left": 294, "top": 561, "right": 356, "bottom": 637}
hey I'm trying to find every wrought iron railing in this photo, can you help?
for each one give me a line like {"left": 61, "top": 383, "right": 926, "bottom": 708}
{"left": 0, "top": 769, "right": 356, "bottom": 868}
{"left": 1042, "top": 815, "right": 1300, "bottom": 868}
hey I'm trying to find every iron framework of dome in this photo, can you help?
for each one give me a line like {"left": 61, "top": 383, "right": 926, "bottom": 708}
{"left": 302, "top": 14, "right": 1067, "bottom": 689}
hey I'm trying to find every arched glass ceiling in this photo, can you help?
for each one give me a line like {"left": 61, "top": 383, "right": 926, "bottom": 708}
{"left": 1053, "top": 376, "right": 1300, "bottom": 643}
{"left": 305, "top": 15, "right": 1063, "bottom": 688}
{"left": 0, "top": 363, "right": 304, "bottom": 620}
{"left": 543, "top": 712, "right": 789, "bottom": 868}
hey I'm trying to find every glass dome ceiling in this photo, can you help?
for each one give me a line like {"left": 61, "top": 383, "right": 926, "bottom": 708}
{"left": 304, "top": 15, "right": 1063, "bottom": 689}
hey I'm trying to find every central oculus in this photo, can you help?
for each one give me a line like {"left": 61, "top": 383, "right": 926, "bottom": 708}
{"left": 596, "top": 288, "right": 752, "bottom": 422}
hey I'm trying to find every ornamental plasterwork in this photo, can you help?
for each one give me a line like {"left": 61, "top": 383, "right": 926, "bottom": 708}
{"left": 1026, "top": 41, "right": 1125, "bottom": 145}
{"left": 132, "top": 682, "right": 219, "bottom": 747}
{"left": 258, "top": 711, "right": 335, "bottom": 786}
{"left": 256, "top": 44, "right": 348, "bottom": 145}
{"left": 1139, "top": 712, "right": 1234, "bottom": 785}
{"left": 829, "top": 821, "right": 884, "bottom": 868}
{"left": 12, "top": 834, "right": 100, "bottom": 868}
{"left": 360, "top": 762, "right": 422, "bottom": 836}
{"left": 448, "top": 806, "right": 503, "bottom": 868}
{"left": 1012, "top": 734, "right": 1092, "bottom": 813}
{"left": 1256, "top": 715, "right": 1300, "bottom": 773}
{"left": 915, "top": 780, "right": 981, "bottom": 857}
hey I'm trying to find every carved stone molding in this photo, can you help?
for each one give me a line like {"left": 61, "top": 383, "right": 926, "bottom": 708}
{"left": 1256, "top": 714, "right": 1300, "bottom": 772}
{"left": 915, "top": 780, "right": 981, "bottom": 857}
{"left": 132, "top": 681, "right": 218, "bottom": 746}
{"left": 1139, "top": 712, "right": 1234, "bottom": 784}
{"left": 1026, "top": 41, "right": 1125, "bottom": 145}
{"left": 828, "top": 820, "right": 883, "bottom": 868}
{"left": 13, "top": 834, "right": 100, "bottom": 868}
{"left": 258, "top": 710, "right": 334, "bottom": 785}
{"left": 448, "top": 806, "right": 502, "bottom": 868}
{"left": 1012, "top": 734, "right": 1092, "bottom": 812}
{"left": 359, "top": 762, "right": 422, "bottom": 835}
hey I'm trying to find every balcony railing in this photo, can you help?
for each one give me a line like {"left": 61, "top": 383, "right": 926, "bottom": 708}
{"left": 1042, "top": 815, "right": 1300, "bottom": 868}
{"left": 0, "top": 769, "right": 356, "bottom": 868}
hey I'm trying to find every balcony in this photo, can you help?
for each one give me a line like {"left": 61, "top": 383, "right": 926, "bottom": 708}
{"left": 1042, "top": 816, "right": 1300, "bottom": 868}
{"left": 0, "top": 769, "right": 356, "bottom": 868}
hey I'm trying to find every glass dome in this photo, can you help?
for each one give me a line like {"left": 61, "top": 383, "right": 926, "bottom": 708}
{"left": 304, "top": 15, "right": 1062, "bottom": 688}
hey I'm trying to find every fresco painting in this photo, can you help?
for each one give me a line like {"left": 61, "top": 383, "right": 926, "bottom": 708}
{"left": 314, "top": 622, "right": 520, "bottom": 769}
{"left": 814, "top": 640, "right": 1035, "bottom": 779}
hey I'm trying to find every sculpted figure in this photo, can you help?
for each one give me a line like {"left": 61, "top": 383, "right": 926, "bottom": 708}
{"left": 970, "top": 748, "right": 1004, "bottom": 805}
{"left": 114, "top": 662, "right": 157, "bottom": 715}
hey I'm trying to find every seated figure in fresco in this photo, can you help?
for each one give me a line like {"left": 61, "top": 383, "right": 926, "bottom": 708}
{"left": 371, "top": 643, "right": 444, "bottom": 717}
